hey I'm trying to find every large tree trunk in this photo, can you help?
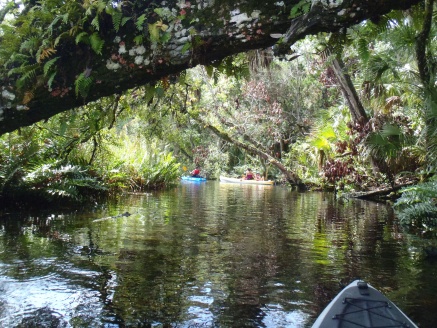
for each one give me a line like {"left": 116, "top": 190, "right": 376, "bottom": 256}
{"left": 415, "top": 0, "right": 437, "bottom": 163}
{"left": 0, "top": 0, "right": 421, "bottom": 136}
{"left": 329, "top": 48, "right": 386, "bottom": 175}
{"left": 331, "top": 55, "right": 369, "bottom": 123}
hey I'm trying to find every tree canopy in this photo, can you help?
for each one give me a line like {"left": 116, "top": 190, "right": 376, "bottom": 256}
{"left": 0, "top": 0, "right": 421, "bottom": 135}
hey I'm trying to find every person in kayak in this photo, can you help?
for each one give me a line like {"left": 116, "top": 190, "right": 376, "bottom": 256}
{"left": 190, "top": 167, "right": 201, "bottom": 177}
{"left": 255, "top": 172, "right": 264, "bottom": 181}
{"left": 244, "top": 168, "right": 254, "bottom": 180}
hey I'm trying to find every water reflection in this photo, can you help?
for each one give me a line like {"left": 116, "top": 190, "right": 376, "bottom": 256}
{"left": 0, "top": 181, "right": 436, "bottom": 327}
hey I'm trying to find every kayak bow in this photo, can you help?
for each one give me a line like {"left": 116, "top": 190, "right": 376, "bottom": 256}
{"left": 312, "top": 280, "right": 418, "bottom": 328}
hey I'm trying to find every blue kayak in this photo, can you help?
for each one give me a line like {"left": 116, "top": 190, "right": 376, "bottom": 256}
{"left": 312, "top": 280, "right": 418, "bottom": 328}
{"left": 181, "top": 176, "right": 206, "bottom": 182}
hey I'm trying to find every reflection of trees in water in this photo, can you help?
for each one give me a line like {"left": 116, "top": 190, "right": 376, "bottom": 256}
{"left": 216, "top": 228, "right": 278, "bottom": 325}
{"left": 308, "top": 195, "right": 416, "bottom": 319}
{"left": 214, "top": 185, "right": 289, "bottom": 325}
{"left": 0, "top": 186, "right": 433, "bottom": 327}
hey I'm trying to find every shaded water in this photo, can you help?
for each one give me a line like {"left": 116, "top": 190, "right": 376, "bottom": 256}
{"left": 0, "top": 181, "right": 436, "bottom": 327}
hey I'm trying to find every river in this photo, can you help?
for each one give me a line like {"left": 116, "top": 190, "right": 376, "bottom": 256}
{"left": 0, "top": 180, "right": 436, "bottom": 327}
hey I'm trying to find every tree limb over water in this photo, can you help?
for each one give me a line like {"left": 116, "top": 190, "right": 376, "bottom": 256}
{"left": 0, "top": 0, "right": 421, "bottom": 136}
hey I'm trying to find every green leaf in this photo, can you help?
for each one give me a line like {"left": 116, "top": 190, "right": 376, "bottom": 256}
{"left": 181, "top": 42, "right": 192, "bottom": 53}
{"left": 91, "top": 15, "right": 100, "bottom": 31}
{"left": 154, "top": 8, "right": 165, "bottom": 17}
{"left": 43, "top": 57, "right": 59, "bottom": 76}
{"left": 136, "top": 14, "right": 146, "bottom": 31}
{"left": 144, "top": 84, "right": 156, "bottom": 103}
{"left": 356, "top": 38, "right": 370, "bottom": 62}
{"left": 205, "top": 65, "right": 214, "bottom": 78}
{"left": 54, "top": 32, "right": 69, "bottom": 48}
{"left": 90, "top": 33, "right": 104, "bottom": 55}
{"left": 75, "top": 73, "right": 94, "bottom": 98}
{"left": 133, "top": 35, "right": 143, "bottom": 45}
{"left": 75, "top": 32, "right": 89, "bottom": 45}
{"left": 148, "top": 23, "right": 160, "bottom": 42}
{"left": 47, "top": 72, "right": 57, "bottom": 90}
{"left": 380, "top": 124, "right": 402, "bottom": 138}
{"left": 15, "top": 64, "right": 39, "bottom": 89}
{"left": 112, "top": 11, "right": 123, "bottom": 32}
{"left": 121, "top": 17, "right": 131, "bottom": 26}
{"left": 160, "top": 32, "right": 171, "bottom": 44}
{"left": 290, "top": 0, "right": 311, "bottom": 19}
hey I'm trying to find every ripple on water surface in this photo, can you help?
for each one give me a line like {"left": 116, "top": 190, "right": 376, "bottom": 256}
{"left": 0, "top": 183, "right": 436, "bottom": 327}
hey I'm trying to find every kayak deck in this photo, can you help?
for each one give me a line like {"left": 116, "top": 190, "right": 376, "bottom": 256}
{"left": 181, "top": 176, "right": 206, "bottom": 182}
{"left": 312, "top": 280, "right": 417, "bottom": 328}
{"left": 219, "top": 176, "right": 274, "bottom": 185}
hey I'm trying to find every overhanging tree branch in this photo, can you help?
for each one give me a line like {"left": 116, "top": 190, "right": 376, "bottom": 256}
{"left": 191, "top": 113, "right": 304, "bottom": 188}
{"left": 0, "top": 0, "right": 422, "bottom": 136}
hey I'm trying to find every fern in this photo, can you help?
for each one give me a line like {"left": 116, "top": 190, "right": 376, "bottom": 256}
{"left": 366, "top": 55, "right": 391, "bottom": 81}
{"left": 111, "top": 11, "right": 123, "bottom": 32}
{"left": 90, "top": 32, "right": 104, "bottom": 55}
{"left": 75, "top": 72, "right": 93, "bottom": 98}
{"left": 75, "top": 31, "right": 89, "bottom": 45}
{"left": 91, "top": 15, "right": 100, "bottom": 31}
{"left": 47, "top": 72, "right": 57, "bottom": 91}
{"left": 37, "top": 46, "right": 57, "bottom": 62}
{"left": 54, "top": 31, "right": 70, "bottom": 47}
{"left": 16, "top": 64, "right": 40, "bottom": 89}
{"left": 394, "top": 180, "right": 437, "bottom": 226}
{"left": 22, "top": 91, "right": 34, "bottom": 104}
{"left": 43, "top": 57, "right": 59, "bottom": 76}
{"left": 0, "top": 161, "right": 24, "bottom": 194}
{"left": 4, "top": 53, "right": 31, "bottom": 68}
{"left": 136, "top": 14, "right": 146, "bottom": 31}
{"left": 23, "top": 161, "right": 107, "bottom": 202}
{"left": 121, "top": 16, "right": 131, "bottom": 27}
{"left": 356, "top": 38, "right": 370, "bottom": 62}
{"left": 20, "top": 36, "right": 41, "bottom": 55}
{"left": 47, "top": 13, "right": 69, "bottom": 36}
{"left": 95, "top": 0, "right": 107, "bottom": 14}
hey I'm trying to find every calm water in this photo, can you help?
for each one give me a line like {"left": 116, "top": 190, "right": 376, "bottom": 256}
{"left": 0, "top": 181, "right": 436, "bottom": 327}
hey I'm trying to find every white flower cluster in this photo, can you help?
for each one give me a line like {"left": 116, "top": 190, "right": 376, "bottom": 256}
{"left": 0, "top": 88, "right": 22, "bottom": 120}
{"left": 158, "top": 7, "right": 177, "bottom": 20}
{"left": 251, "top": 10, "right": 261, "bottom": 19}
{"left": 312, "top": 0, "right": 343, "bottom": 9}
{"left": 230, "top": 12, "right": 250, "bottom": 26}
{"left": 2, "top": 89, "right": 15, "bottom": 101}
{"left": 106, "top": 60, "right": 121, "bottom": 71}
{"left": 118, "top": 44, "right": 127, "bottom": 54}
{"left": 107, "top": 43, "right": 155, "bottom": 70}
{"left": 133, "top": 45, "right": 146, "bottom": 55}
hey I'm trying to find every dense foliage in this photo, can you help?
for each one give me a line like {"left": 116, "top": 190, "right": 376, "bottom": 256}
{"left": 394, "top": 179, "right": 437, "bottom": 226}
{"left": 0, "top": 1, "right": 437, "bottom": 229}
